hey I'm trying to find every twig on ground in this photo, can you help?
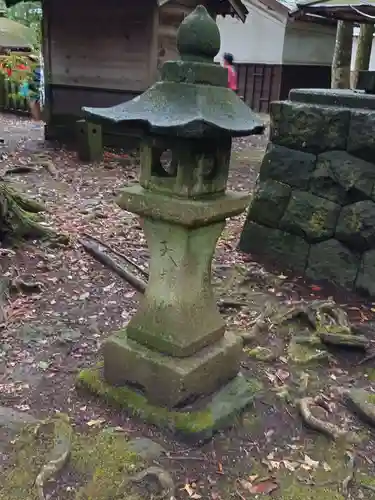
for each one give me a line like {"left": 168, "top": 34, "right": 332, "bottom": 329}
{"left": 82, "top": 232, "right": 149, "bottom": 278}
{"left": 357, "top": 349, "right": 375, "bottom": 366}
{"left": 4, "top": 166, "right": 36, "bottom": 175}
{"left": 165, "top": 453, "right": 205, "bottom": 461}
{"left": 79, "top": 237, "right": 147, "bottom": 294}
{"left": 361, "top": 483, "right": 375, "bottom": 493}
{"left": 217, "top": 299, "right": 246, "bottom": 311}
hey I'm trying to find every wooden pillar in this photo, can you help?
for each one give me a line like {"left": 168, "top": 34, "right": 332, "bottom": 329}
{"left": 41, "top": 0, "right": 53, "bottom": 136}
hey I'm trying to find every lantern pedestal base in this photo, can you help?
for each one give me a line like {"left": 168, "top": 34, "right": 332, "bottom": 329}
{"left": 77, "top": 364, "right": 261, "bottom": 443}
{"left": 102, "top": 330, "right": 242, "bottom": 408}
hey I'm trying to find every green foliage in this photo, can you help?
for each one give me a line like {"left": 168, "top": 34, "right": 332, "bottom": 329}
{"left": 6, "top": 1, "right": 41, "bottom": 48}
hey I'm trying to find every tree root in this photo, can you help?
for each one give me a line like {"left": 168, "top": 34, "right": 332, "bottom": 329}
{"left": 341, "top": 451, "right": 356, "bottom": 497}
{"left": 298, "top": 396, "right": 359, "bottom": 443}
{"left": 41, "top": 160, "right": 58, "bottom": 178}
{"left": 240, "top": 302, "right": 276, "bottom": 344}
{"left": 10, "top": 277, "right": 43, "bottom": 294}
{"left": 30, "top": 153, "right": 59, "bottom": 178}
{"left": 319, "top": 332, "right": 369, "bottom": 350}
{"left": 278, "top": 299, "right": 351, "bottom": 334}
{"left": 34, "top": 415, "right": 72, "bottom": 500}
{"left": 0, "top": 181, "right": 67, "bottom": 243}
{"left": 361, "top": 483, "right": 375, "bottom": 493}
{"left": 130, "top": 466, "right": 175, "bottom": 499}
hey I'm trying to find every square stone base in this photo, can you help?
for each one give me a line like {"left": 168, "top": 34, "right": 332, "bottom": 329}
{"left": 102, "top": 331, "right": 242, "bottom": 408}
{"left": 77, "top": 365, "right": 261, "bottom": 443}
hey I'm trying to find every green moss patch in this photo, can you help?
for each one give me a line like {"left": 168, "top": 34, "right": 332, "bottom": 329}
{"left": 0, "top": 424, "right": 49, "bottom": 500}
{"left": 76, "top": 365, "right": 261, "bottom": 441}
{"left": 0, "top": 414, "right": 144, "bottom": 500}
{"left": 73, "top": 430, "right": 143, "bottom": 499}
{"left": 287, "top": 339, "right": 329, "bottom": 364}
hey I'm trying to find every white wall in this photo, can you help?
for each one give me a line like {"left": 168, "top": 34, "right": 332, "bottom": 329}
{"left": 215, "top": 0, "right": 286, "bottom": 64}
{"left": 282, "top": 21, "right": 336, "bottom": 65}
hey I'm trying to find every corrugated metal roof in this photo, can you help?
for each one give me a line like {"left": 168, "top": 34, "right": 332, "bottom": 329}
{"left": 294, "top": 0, "right": 375, "bottom": 21}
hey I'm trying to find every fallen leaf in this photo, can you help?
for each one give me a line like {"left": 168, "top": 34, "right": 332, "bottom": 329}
{"left": 264, "top": 429, "right": 275, "bottom": 440}
{"left": 323, "top": 462, "right": 331, "bottom": 472}
{"left": 275, "top": 368, "right": 290, "bottom": 382}
{"left": 269, "top": 460, "right": 281, "bottom": 470}
{"left": 38, "top": 361, "right": 50, "bottom": 371}
{"left": 87, "top": 418, "right": 106, "bottom": 427}
{"left": 249, "top": 481, "right": 278, "bottom": 494}
{"left": 238, "top": 479, "right": 253, "bottom": 491}
{"left": 182, "top": 483, "right": 201, "bottom": 498}
{"left": 282, "top": 460, "right": 299, "bottom": 472}
{"left": 303, "top": 454, "right": 319, "bottom": 470}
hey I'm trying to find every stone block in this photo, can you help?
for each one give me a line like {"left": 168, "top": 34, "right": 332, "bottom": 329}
{"left": 76, "top": 120, "right": 103, "bottom": 162}
{"left": 348, "top": 110, "right": 375, "bottom": 162}
{"left": 238, "top": 221, "right": 309, "bottom": 273}
{"left": 306, "top": 239, "right": 360, "bottom": 289}
{"left": 259, "top": 143, "right": 316, "bottom": 189}
{"left": 336, "top": 201, "right": 375, "bottom": 251}
{"left": 117, "top": 185, "right": 250, "bottom": 227}
{"left": 310, "top": 150, "right": 375, "bottom": 205}
{"left": 355, "top": 249, "right": 375, "bottom": 297}
{"left": 102, "top": 330, "right": 242, "bottom": 409}
{"left": 247, "top": 179, "right": 291, "bottom": 227}
{"left": 279, "top": 190, "right": 340, "bottom": 242}
{"left": 289, "top": 88, "right": 375, "bottom": 110}
{"left": 270, "top": 101, "right": 350, "bottom": 154}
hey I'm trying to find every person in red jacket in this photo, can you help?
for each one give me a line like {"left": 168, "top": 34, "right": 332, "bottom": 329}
{"left": 223, "top": 52, "right": 238, "bottom": 93}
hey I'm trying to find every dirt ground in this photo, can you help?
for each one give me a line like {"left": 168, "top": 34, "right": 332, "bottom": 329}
{"left": 2, "top": 114, "right": 375, "bottom": 499}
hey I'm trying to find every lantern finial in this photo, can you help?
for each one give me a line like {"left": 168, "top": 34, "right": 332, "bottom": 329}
{"left": 177, "top": 5, "right": 220, "bottom": 62}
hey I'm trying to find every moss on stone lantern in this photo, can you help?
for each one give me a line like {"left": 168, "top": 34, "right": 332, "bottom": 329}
{"left": 78, "top": 5, "right": 264, "bottom": 442}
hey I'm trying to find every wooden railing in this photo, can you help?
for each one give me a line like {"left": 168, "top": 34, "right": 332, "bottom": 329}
{"left": 0, "top": 76, "right": 30, "bottom": 114}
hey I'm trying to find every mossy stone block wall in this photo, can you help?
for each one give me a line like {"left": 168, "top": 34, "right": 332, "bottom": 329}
{"left": 239, "top": 88, "right": 375, "bottom": 297}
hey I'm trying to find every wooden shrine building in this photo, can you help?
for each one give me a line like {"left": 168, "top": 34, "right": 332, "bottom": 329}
{"left": 41, "top": 0, "right": 248, "bottom": 144}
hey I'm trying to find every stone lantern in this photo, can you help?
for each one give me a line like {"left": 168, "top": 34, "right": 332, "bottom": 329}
{"left": 80, "top": 5, "right": 264, "bottom": 440}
